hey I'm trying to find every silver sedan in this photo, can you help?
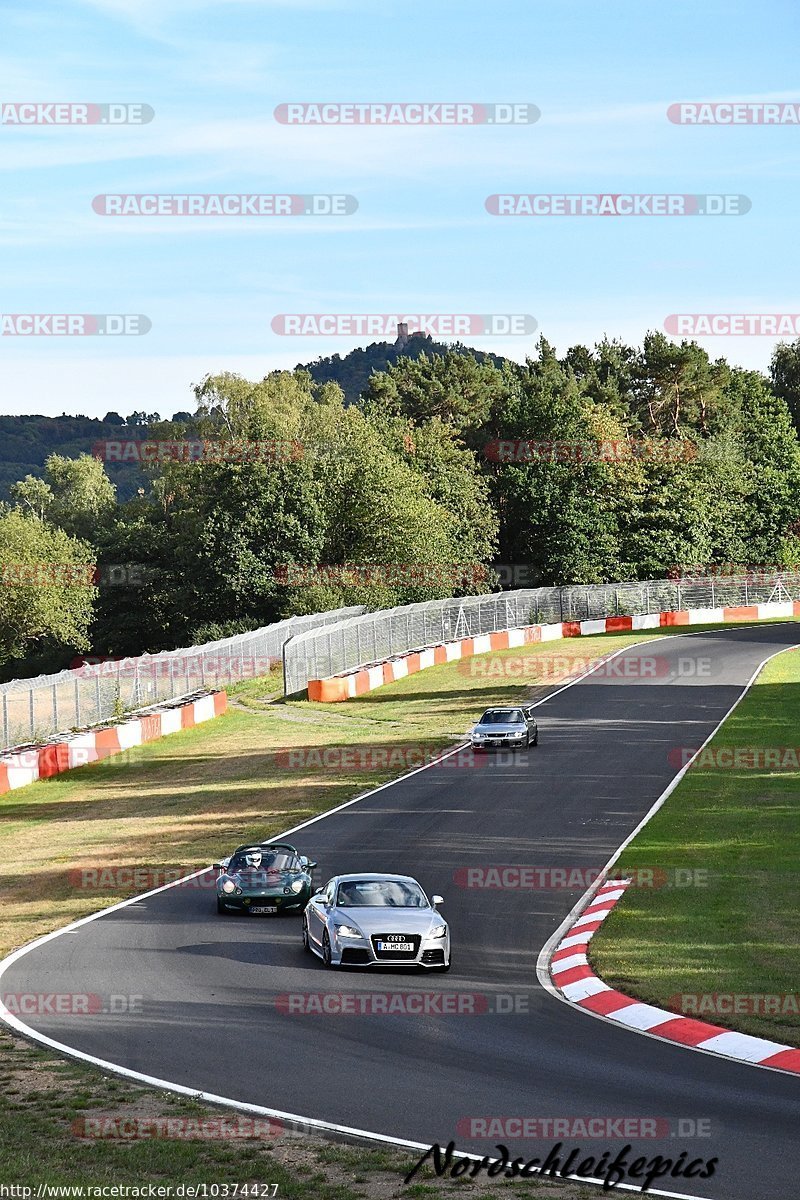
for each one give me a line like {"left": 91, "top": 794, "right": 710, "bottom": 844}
{"left": 303, "top": 873, "right": 451, "bottom": 971}
{"left": 470, "top": 704, "right": 538, "bottom": 751}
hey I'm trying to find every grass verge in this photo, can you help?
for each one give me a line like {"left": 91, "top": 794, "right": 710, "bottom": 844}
{"left": 590, "top": 643, "right": 800, "bottom": 1046}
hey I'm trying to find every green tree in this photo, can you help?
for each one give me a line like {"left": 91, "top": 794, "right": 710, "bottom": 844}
{"left": 0, "top": 508, "right": 95, "bottom": 667}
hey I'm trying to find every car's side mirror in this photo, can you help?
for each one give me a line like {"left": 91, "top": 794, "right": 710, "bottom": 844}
{"left": 302, "top": 859, "right": 318, "bottom": 870}
{"left": 314, "top": 886, "right": 325, "bottom": 896}
{"left": 432, "top": 895, "right": 444, "bottom": 906}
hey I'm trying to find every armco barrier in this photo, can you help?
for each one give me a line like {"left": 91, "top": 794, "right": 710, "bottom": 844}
{"left": 307, "top": 602, "right": 800, "bottom": 701}
{"left": 0, "top": 691, "right": 227, "bottom": 796}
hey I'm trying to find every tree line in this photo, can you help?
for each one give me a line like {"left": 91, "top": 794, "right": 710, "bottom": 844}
{"left": 3, "top": 332, "right": 800, "bottom": 679}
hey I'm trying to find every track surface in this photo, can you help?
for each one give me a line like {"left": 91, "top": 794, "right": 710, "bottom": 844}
{"left": 5, "top": 625, "right": 800, "bottom": 1199}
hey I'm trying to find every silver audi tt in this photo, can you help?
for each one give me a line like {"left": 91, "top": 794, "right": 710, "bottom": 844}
{"left": 303, "top": 873, "right": 451, "bottom": 971}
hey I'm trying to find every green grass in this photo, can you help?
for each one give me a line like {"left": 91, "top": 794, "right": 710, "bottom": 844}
{"left": 591, "top": 643, "right": 800, "bottom": 1045}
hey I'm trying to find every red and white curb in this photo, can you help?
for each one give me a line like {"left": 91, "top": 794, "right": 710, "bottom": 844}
{"left": 549, "top": 879, "right": 800, "bottom": 1075}
{"left": 308, "top": 601, "right": 800, "bottom": 701}
{"left": 0, "top": 691, "right": 227, "bottom": 796}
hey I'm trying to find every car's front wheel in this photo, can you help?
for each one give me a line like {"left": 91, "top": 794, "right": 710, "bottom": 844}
{"left": 216, "top": 897, "right": 228, "bottom": 915}
{"left": 322, "top": 930, "right": 334, "bottom": 968}
{"left": 302, "top": 917, "right": 311, "bottom": 952}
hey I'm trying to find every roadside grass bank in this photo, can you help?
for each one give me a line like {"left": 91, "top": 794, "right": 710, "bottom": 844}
{"left": 590, "top": 643, "right": 800, "bottom": 1047}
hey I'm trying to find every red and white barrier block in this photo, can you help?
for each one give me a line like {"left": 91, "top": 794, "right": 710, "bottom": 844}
{"left": 549, "top": 880, "right": 800, "bottom": 1075}
{"left": 307, "top": 602, "right": 800, "bottom": 702}
{"left": 0, "top": 691, "right": 227, "bottom": 796}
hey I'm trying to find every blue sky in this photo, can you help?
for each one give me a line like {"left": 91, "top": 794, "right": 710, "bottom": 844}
{"left": 2, "top": 0, "right": 799, "bottom": 418}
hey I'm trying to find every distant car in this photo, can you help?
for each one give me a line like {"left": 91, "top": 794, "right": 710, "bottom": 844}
{"left": 470, "top": 705, "right": 538, "bottom": 751}
{"left": 303, "top": 873, "right": 450, "bottom": 971}
{"left": 214, "top": 842, "right": 317, "bottom": 915}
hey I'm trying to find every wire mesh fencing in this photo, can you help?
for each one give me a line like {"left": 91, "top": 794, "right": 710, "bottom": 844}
{"left": 0, "top": 605, "right": 365, "bottom": 751}
{"left": 282, "top": 572, "right": 800, "bottom": 696}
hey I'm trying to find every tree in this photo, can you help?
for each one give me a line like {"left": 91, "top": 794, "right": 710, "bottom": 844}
{"left": 12, "top": 454, "right": 116, "bottom": 542}
{"left": 770, "top": 340, "right": 800, "bottom": 431}
{"left": 0, "top": 508, "right": 95, "bottom": 667}
{"left": 103, "top": 411, "right": 125, "bottom": 425}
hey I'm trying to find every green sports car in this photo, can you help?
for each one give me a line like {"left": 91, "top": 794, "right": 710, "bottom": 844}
{"left": 214, "top": 842, "right": 317, "bottom": 915}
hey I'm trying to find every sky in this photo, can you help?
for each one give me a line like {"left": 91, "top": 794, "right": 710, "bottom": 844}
{"left": 1, "top": 0, "right": 799, "bottom": 418}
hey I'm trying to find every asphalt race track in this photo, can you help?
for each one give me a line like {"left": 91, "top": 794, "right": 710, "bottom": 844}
{"left": 5, "top": 625, "right": 800, "bottom": 1199}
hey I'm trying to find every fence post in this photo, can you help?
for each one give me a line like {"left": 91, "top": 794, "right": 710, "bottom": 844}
{"left": 282, "top": 637, "right": 289, "bottom": 697}
{"left": 711, "top": 580, "right": 715, "bottom": 609}
{"left": 74, "top": 676, "right": 81, "bottom": 729}
{"left": 52, "top": 682, "right": 58, "bottom": 732}
{"left": 2, "top": 690, "right": 8, "bottom": 748}
{"left": 559, "top": 588, "right": 564, "bottom": 622}
{"left": 29, "top": 687, "right": 35, "bottom": 742}
{"left": 744, "top": 577, "right": 749, "bottom": 606}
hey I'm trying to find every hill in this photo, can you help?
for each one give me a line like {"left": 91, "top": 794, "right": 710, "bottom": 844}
{"left": 0, "top": 335, "right": 503, "bottom": 500}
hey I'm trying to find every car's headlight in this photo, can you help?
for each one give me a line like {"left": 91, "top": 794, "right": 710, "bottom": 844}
{"left": 472, "top": 731, "right": 485, "bottom": 739}
{"left": 431, "top": 925, "right": 448, "bottom": 939}
{"left": 334, "top": 924, "right": 362, "bottom": 939}
{"left": 221, "top": 879, "right": 236, "bottom": 894}
{"left": 290, "top": 880, "right": 304, "bottom": 893}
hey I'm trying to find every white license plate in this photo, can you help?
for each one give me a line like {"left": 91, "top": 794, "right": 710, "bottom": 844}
{"left": 250, "top": 906, "right": 277, "bottom": 914}
{"left": 377, "top": 941, "right": 414, "bottom": 952}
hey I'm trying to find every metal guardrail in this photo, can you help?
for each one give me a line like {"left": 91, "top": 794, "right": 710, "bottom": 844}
{"left": 0, "top": 605, "right": 365, "bottom": 751}
{"left": 282, "top": 573, "right": 800, "bottom": 696}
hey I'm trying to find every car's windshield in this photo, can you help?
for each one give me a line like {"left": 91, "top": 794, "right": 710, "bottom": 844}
{"left": 336, "top": 880, "right": 428, "bottom": 907}
{"left": 229, "top": 848, "right": 297, "bottom": 873}
{"left": 480, "top": 709, "right": 524, "bottom": 725}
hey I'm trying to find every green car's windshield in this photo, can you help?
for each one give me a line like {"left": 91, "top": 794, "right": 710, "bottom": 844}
{"left": 230, "top": 849, "right": 297, "bottom": 873}
{"left": 336, "top": 880, "right": 428, "bottom": 907}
